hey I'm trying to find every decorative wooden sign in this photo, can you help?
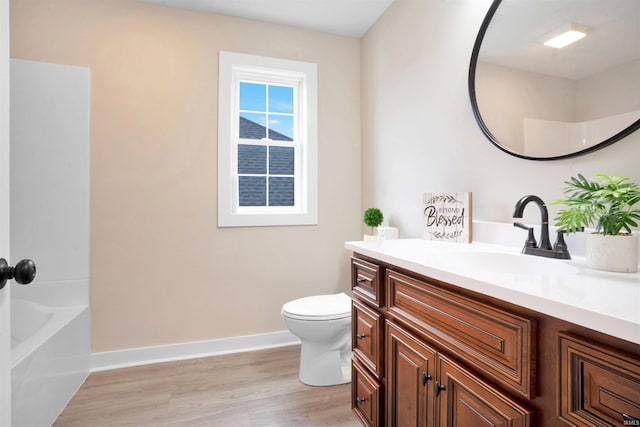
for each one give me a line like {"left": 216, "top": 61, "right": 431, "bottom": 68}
{"left": 423, "top": 192, "right": 472, "bottom": 243}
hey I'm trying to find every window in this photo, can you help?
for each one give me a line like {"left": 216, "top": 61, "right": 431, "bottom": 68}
{"left": 218, "top": 52, "right": 318, "bottom": 227}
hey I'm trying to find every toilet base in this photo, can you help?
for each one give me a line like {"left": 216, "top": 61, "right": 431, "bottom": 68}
{"left": 298, "top": 340, "right": 352, "bottom": 386}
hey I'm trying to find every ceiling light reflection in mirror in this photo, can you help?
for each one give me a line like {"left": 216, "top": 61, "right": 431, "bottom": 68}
{"left": 470, "top": 0, "right": 640, "bottom": 160}
{"left": 543, "top": 23, "right": 589, "bottom": 48}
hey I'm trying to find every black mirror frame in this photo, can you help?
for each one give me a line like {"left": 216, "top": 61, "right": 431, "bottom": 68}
{"left": 468, "top": 0, "right": 640, "bottom": 161}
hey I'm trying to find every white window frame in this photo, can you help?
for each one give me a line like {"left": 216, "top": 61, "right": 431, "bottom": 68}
{"left": 218, "top": 51, "right": 318, "bottom": 227}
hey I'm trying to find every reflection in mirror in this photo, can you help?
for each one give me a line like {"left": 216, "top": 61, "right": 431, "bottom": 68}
{"left": 469, "top": 0, "right": 640, "bottom": 160}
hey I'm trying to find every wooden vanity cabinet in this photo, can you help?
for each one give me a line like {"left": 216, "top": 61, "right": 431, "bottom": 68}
{"left": 350, "top": 253, "right": 640, "bottom": 427}
{"left": 351, "top": 256, "right": 533, "bottom": 426}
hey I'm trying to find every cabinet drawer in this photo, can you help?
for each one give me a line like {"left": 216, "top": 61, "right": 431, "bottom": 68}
{"left": 353, "top": 299, "right": 384, "bottom": 379}
{"left": 351, "top": 257, "right": 383, "bottom": 308}
{"left": 352, "top": 359, "right": 382, "bottom": 427}
{"left": 386, "top": 269, "right": 536, "bottom": 398}
{"left": 559, "top": 333, "right": 640, "bottom": 426}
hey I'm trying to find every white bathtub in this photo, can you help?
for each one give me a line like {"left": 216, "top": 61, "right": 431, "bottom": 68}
{"left": 11, "top": 298, "right": 90, "bottom": 427}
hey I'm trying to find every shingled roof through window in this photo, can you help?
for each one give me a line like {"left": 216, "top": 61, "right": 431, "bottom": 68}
{"left": 239, "top": 116, "right": 293, "bottom": 141}
{"left": 237, "top": 117, "right": 295, "bottom": 207}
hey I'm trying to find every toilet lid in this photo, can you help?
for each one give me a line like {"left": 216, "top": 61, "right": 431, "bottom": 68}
{"left": 282, "top": 293, "right": 351, "bottom": 321}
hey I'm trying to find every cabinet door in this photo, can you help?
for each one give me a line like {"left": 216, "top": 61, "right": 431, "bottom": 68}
{"left": 436, "top": 354, "right": 533, "bottom": 427}
{"left": 558, "top": 333, "right": 640, "bottom": 426}
{"left": 386, "top": 321, "right": 437, "bottom": 427}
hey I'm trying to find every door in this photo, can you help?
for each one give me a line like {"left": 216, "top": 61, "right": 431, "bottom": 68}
{"left": 1, "top": 1, "right": 11, "bottom": 425}
{"left": 436, "top": 354, "right": 533, "bottom": 427}
{"left": 386, "top": 321, "right": 436, "bottom": 427}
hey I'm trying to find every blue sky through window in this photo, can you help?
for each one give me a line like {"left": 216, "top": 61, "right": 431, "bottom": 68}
{"left": 239, "top": 82, "right": 294, "bottom": 140}
{"left": 239, "top": 83, "right": 266, "bottom": 111}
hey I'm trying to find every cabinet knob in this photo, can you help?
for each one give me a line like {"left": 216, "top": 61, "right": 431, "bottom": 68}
{"left": 356, "top": 333, "right": 366, "bottom": 339}
{"left": 356, "top": 397, "right": 366, "bottom": 404}
{"left": 435, "top": 381, "right": 446, "bottom": 397}
{"left": 356, "top": 278, "right": 367, "bottom": 285}
{"left": 422, "top": 372, "right": 432, "bottom": 386}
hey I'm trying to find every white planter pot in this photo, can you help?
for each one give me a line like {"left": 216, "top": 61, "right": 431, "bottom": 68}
{"left": 586, "top": 233, "right": 638, "bottom": 273}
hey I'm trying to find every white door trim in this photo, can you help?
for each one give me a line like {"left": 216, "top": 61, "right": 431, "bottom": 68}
{"left": 0, "top": 1, "right": 13, "bottom": 424}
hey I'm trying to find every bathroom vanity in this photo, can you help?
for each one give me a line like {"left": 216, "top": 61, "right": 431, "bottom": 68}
{"left": 346, "top": 239, "right": 640, "bottom": 426}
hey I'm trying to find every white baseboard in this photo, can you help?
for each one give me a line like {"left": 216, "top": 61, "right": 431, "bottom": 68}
{"left": 91, "top": 330, "right": 300, "bottom": 372}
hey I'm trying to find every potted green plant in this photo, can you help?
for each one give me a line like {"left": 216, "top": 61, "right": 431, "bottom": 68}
{"left": 551, "top": 173, "right": 640, "bottom": 272}
{"left": 363, "top": 208, "right": 384, "bottom": 241}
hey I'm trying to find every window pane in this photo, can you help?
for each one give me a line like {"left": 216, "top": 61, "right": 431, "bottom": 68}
{"left": 268, "top": 114, "right": 294, "bottom": 141}
{"left": 269, "top": 177, "right": 294, "bottom": 206}
{"left": 239, "top": 82, "right": 266, "bottom": 111}
{"left": 239, "top": 113, "right": 267, "bottom": 140}
{"left": 269, "top": 85, "right": 294, "bottom": 114}
{"left": 269, "top": 146, "right": 294, "bottom": 175}
{"left": 238, "top": 144, "right": 266, "bottom": 174}
{"left": 239, "top": 176, "right": 266, "bottom": 206}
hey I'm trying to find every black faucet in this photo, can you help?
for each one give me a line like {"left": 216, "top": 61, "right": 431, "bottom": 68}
{"left": 512, "top": 195, "right": 571, "bottom": 259}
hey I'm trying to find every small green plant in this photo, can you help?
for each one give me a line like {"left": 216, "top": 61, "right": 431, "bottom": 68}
{"left": 363, "top": 208, "right": 384, "bottom": 235}
{"left": 550, "top": 174, "right": 640, "bottom": 235}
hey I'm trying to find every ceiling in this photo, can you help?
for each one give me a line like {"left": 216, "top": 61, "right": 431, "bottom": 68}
{"left": 479, "top": 0, "right": 640, "bottom": 80}
{"left": 136, "top": 0, "right": 395, "bottom": 38}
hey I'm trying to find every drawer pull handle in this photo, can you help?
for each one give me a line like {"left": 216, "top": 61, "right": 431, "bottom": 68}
{"left": 422, "top": 372, "right": 432, "bottom": 386}
{"left": 623, "top": 414, "right": 639, "bottom": 424}
{"left": 435, "top": 381, "right": 446, "bottom": 397}
{"left": 356, "top": 334, "right": 366, "bottom": 339}
{"left": 356, "top": 278, "right": 367, "bottom": 285}
{"left": 356, "top": 397, "right": 366, "bottom": 404}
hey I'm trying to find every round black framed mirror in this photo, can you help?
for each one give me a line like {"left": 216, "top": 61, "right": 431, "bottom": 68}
{"left": 469, "top": 0, "right": 640, "bottom": 160}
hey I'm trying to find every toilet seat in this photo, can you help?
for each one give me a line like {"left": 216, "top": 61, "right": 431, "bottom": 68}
{"left": 282, "top": 292, "right": 351, "bottom": 321}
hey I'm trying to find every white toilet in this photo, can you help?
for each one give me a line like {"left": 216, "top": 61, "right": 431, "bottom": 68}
{"left": 281, "top": 292, "right": 352, "bottom": 386}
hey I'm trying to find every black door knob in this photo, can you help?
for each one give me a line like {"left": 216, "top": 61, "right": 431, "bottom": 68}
{"left": 0, "top": 258, "right": 36, "bottom": 289}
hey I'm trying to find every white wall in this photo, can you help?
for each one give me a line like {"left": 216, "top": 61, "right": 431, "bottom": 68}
{"left": 476, "top": 62, "right": 576, "bottom": 153}
{"left": 475, "top": 58, "right": 640, "bottom": 156}
{"left": 361, "top": 0, "right": 640, "bottom": 236}
{"left": 576, "top": 59, "right": 640, "bottom": 121}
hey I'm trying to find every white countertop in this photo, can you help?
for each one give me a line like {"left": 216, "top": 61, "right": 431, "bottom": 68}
{"left": 346, "top": 239, "right": 640, "bottom": 345}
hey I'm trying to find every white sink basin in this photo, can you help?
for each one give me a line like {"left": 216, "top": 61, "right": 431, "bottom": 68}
{"left": 429, "top": 251, "right": 580, "bottom": 276}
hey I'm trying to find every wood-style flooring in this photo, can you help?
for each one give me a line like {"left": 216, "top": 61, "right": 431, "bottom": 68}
{"left": 54, "top": 345, "right": 360, "bottom": 427}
